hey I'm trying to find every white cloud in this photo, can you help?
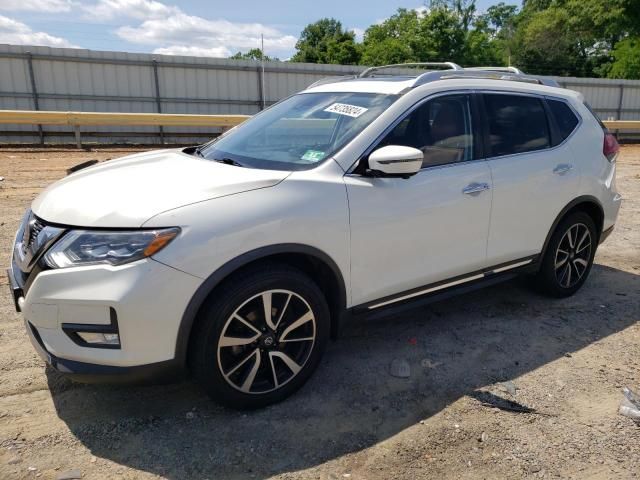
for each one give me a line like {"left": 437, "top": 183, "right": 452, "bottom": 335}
{"left": 414, "top": 6, "right": 430, "bottom": 18}
{"left": 1, "top": 0, "right": 297, "bottom": 58}
{"left": 0, "top": 0, "right": 75, "bottom": 12}
{"left": 81, "top": 0, "right": 179, "bottom": 20}
{"left": 114, "top": 6, "right": 296, "bottom": 58}
{"left": 0, "top": 14, "right": 79, "bottom": 47}
{"left": 153, "top": 45, "right": 231, "bottom": 58}
{"left": 350, "top": 27, "right": 365, "bottom": 42}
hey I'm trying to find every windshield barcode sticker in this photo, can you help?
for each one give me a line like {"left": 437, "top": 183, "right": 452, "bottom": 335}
{"left": 324, "top": 103, "right": 369, "bottom": 118}
{"left": 301, "top": 150, "right": 326, "bottom": 162}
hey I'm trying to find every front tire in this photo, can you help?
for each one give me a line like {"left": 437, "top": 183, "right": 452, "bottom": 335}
{"left": 191, "top": 263, "right": 330, "bottom": 409}
{"left": 534, "top": 211, "right": 597, "bottom": 297}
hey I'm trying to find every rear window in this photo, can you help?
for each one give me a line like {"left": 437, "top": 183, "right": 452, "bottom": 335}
{"left": 547, "top": 99, "right": 579, "bottom": 141}
{"left": 484, "top": 94, "right": 550, "bottom": 157}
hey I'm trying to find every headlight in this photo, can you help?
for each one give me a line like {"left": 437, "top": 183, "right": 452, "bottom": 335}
{"left": 43, "top": 228, "right": 180, "bottom": 269}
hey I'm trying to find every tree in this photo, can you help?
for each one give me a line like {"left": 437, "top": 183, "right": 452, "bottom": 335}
{"left": 608, "top": 38, "right": 640, "bottom": 79}
{"left": 288, "top": 0, "right": 640, "bottom": 78}
{"left": 464, "top": 17, "right": 503, "bottom": 65}
{"left": 511, "top": 7, "right": 576, "bottom": 75}
{"left": 476, "top": 2, "right": 517, "bottom": 65}
{"left": 360, "top": 9, "right": 422, "bottom": 65}
{"left": 229, "top": 48, "right": 276, "bottom": 61}
{"left": 481, "top": 2, "right": 518, "bottom": 34}
{"left": 510, "top": 0, "right": 635, "bottom": 77}
{"left": 290, "top": 18, "right": 361, "bottom": 64}
{"left": 360, "top": 3, "right": 503, "bottom": 67}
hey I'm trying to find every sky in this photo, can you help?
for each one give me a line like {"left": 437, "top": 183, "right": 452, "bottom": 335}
{"left": 0, "top": 0, "right": 518, "bottom": 59}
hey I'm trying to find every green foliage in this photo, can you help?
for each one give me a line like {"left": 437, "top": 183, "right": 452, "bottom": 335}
{"left": 290, "top": 18, "right": 361, "bottom": 65}
{"left": 360, "top": 4, "right": 501, "bottom": 66}
{"left": 281, "top": 0, "right": 640, "bottom": 79}
{"left": 482, "top": 2, "right": 518, "bottom": 32}
{"left": 608, "top": 38, "right": 640, "bottom": 79}
{"left": 511, "top": 6, "right": 586, "bottom": 76}
{"left": 229, "top": 48, "right": 276, "bottom": 61}
{"left": 511, "top": 0, "right": 635, "bottom": 76}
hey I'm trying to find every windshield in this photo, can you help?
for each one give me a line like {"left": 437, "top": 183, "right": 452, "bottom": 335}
{"left": 200, "top": 92, "right": 398, "bottom": 170}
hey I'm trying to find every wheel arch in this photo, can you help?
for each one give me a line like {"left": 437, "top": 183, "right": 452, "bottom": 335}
{"left": 174, "top": 244, "right": 348, "bottom": 367}
{"left": 540, "top": 195, "right": 605, "bottom": 260}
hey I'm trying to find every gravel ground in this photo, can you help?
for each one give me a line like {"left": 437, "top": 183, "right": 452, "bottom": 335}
{"left": 0, "top": 145, "right": 638, "bottom": 480}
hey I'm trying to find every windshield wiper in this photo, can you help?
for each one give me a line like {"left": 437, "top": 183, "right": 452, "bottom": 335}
{"left": 213, "top": 158, "right": 245, "bottom": 167}
{"left": 193, "top": 146, "right": 205, "bottom": 158}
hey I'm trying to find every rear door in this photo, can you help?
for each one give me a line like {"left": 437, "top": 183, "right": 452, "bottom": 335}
{"left": 482, "top": 92, "right": 581, "bottom": 266}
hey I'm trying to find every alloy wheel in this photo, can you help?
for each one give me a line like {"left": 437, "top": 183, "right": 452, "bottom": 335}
{"left": 554, "top": 223, "right": 592, "bottom": 288}
{"left": 216, "top": 289, "right": 316, "bottom": 394}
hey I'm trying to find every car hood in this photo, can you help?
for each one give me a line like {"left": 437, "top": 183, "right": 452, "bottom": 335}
{"left": 31, "top": 149, "right": 290, "bottom": 227}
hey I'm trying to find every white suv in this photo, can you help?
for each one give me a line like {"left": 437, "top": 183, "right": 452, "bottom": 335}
{"left": 8, "top": 63, "right": 622, "bottom": 408}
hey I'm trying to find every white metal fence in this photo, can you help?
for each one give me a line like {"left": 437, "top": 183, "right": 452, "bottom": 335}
{"left": 1, "top": 44, "right": 640, "bottom": 144}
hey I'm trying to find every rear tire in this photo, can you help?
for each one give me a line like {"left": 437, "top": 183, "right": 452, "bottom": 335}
{"left": 191, "top": 263, "right": 330, "bottom": 409}
{"left": 534, "top": 211, "right": 597, "bottom": 297}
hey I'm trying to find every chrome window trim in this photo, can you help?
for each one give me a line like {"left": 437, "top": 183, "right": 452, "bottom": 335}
{"left": 345, "top": 88, "right": 585, "bottom": 175}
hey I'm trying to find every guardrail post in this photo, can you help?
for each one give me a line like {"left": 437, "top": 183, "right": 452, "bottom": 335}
{"left": 616, "top": 84, "right": 625, "bottom": 139}
{"left": 26, "top": 52, "right": 44, "bottom": 144}
{"left": 152, "top": 60, "right": 165, "bottom": 144}
{"left": 257, "top": 66, "right": 265, "bottom": 110}
{"left": 74, "top": 125, "right": 81, "bottom": 149}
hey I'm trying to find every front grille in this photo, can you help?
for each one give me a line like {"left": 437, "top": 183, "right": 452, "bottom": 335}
{"left": 26, "top": 218, "right": 45, "bottom": 249}
{"left": 13, "top": 211, "right": 65, "bottom": 295}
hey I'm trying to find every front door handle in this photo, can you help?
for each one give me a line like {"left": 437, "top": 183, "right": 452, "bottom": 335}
{"left": 462, "top": 182, "right": 490, "bottom": 195}
{"left": 553, "top": 163, "right": 573, "bottom": 175}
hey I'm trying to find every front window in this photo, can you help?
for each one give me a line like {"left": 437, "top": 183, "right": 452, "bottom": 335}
{"left": 376, "top": 94, "right": 475, "bottom": 168}
{"left": 200, "top": 92, "right": 398, "bottom": 170}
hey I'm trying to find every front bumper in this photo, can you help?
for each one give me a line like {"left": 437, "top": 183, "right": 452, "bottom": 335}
{"left": 25, "top": 318, "right": 183, "bottom": 383}
{"left": 599, "top": 225, "right": 615, "bottom": 244}
{"left": 7, "top": 265, "right": 24, "bottom": 312}
{"left": 13, "top": 257, "right": 202, "bottom": 375}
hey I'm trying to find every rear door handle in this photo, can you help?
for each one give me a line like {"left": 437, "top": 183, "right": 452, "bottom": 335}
{"left": 553, "top": 163, "right": 573, "bottom": 175}
{"left": 462, "top": 182, "right": 490, "bottom": 195}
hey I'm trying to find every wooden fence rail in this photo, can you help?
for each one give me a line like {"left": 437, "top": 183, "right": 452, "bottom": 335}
{"left": 0, "top": 110, "right": 638, "bottom": 149}
{"left": 0, "top": 110, "right": 251, "bottom": 148}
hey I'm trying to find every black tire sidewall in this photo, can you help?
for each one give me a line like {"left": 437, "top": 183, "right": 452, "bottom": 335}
{"left": 538, "top": 211, "right": 597, "bottom": 297}
{"left": 191, "top": 264, "right": 330, "bottom": 409}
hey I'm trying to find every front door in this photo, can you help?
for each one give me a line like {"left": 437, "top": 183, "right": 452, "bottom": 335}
{"left": 345, "top": 93, "right": 492, "bottom": 307}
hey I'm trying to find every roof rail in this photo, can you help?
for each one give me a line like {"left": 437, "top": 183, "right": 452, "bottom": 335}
{"left": 464, "top": 66, "right": 524, "bottom": 75}
{"left": 359, "top": 62, "right": 462, "bottom": 78}
{"left": 307, "top": 75, "right": 358, "bottom": 89}
{"left": 412, "top": 70, "right": 561, "bottom": 88}
{"left": 305, "top": 63, "right": 561, "bottom": 91}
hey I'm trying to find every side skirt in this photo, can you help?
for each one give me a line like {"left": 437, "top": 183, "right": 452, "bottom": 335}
{"left": 351, "top": 255, "right": 539, "bottom": 319}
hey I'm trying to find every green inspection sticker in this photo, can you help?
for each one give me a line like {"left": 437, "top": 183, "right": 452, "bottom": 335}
{"left": 301, "top": 150, "right": 326, "bottom": 162}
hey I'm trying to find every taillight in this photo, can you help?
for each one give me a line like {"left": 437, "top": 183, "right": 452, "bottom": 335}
{"left": 603, "top": 133, "right": 620, "bottom": 162}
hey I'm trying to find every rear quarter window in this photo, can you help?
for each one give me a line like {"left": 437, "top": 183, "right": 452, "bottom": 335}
{"left": 547, "top": 99, "right": 579, "bottom": 142}
{"left": 583, "top": 101, "right": 608, "bottom": 131}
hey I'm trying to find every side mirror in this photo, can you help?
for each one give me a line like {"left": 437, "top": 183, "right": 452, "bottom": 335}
{"left": 367, "top": 145, "right": 423, "bottom": 179}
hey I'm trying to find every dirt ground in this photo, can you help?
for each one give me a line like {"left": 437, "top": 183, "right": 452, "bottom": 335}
{"left": 0, "top": 145, "right": 638, "bottom": 480}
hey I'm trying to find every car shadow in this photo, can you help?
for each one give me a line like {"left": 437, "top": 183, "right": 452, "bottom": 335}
{"left": 46, "top": 264, "right": 639, "bottom": 479}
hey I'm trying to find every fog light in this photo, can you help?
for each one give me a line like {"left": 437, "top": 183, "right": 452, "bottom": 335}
{"left": 62, "top": 307, "right": 121, "bottom": 349}
{"left": 77, "top": 332, "right": 120, "bottom": 346}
